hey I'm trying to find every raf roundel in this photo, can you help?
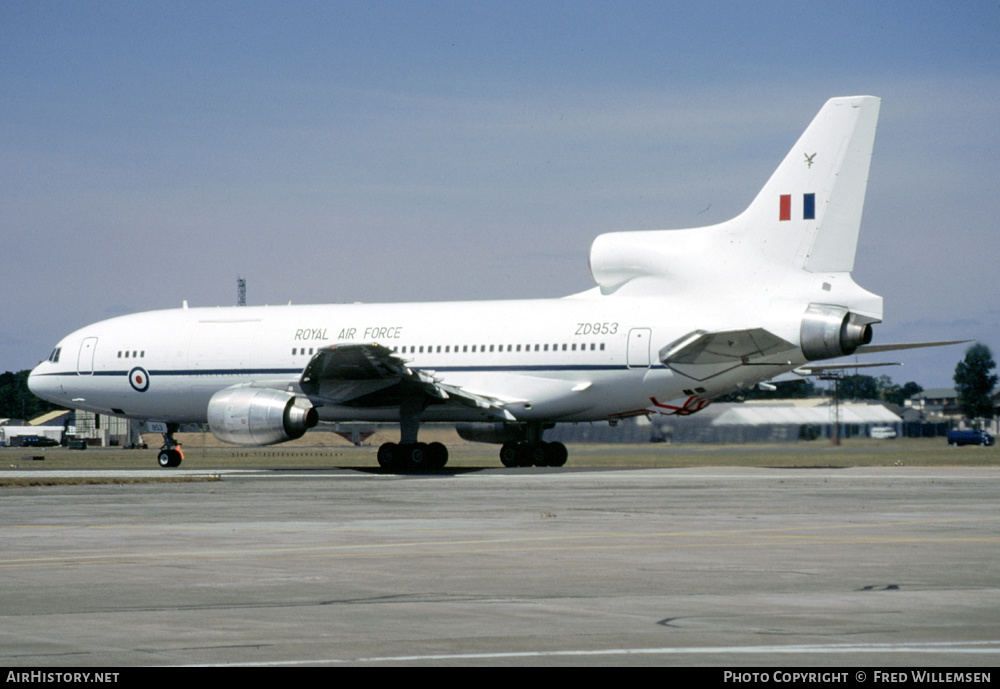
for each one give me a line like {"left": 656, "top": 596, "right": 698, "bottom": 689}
{"left": 129, "top": 367, "right": 150, "bottom": 392}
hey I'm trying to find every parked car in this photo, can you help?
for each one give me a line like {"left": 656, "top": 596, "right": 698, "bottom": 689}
{"left": 946, "top": 430, "right": 995, "bottom": 447}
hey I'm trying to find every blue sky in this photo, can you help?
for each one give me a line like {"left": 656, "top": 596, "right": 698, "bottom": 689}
{"left": 3, "top": 1, "right": 998, "bottom": 388}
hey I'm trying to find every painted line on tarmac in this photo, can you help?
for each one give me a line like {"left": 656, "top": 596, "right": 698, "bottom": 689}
{"left": 3, "top": 467, "right": 998, "bottom": 481}
{"left": 189, "top": 640, "right": 1000, "bottom": 666}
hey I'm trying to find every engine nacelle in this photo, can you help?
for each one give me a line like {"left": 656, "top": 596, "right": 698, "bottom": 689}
{"left": 455, "top": 423, "right": 528, "bottom": 444}
{"left": 800, "top": 304, "right": 874, "bottom": 361}
{"left": 207, "top": 386, "right": 318, "bottom": 446}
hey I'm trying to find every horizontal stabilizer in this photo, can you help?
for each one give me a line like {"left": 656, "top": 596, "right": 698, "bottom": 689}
{"left": 854, "top": 340, "right": 970, "bottom": 354}
{"left": 794, "top": 362, "right": 902, "bottom": 376}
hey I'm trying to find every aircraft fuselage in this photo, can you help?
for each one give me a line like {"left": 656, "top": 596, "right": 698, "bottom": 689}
{"left": 30, "top": 292, "right": 804, "bottom": 426}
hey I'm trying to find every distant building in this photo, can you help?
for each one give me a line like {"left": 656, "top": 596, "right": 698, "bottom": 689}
{"left": 548, "top": 399, "right": 902, "bottom": 444}
{"left": 0, "top": 410, "right": 141, "bottom": 447}
{"left": 905, "top": 388, "right": 960, "bottom": 413}
{"left": 904, "top": 387, "right": 999, "bottom": 435}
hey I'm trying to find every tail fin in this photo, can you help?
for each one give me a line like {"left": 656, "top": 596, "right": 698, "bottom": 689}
{"left": 742, "top": 95, "right": 880, "bottom": 273}
{"left": 587, "top": 96, "right": 881, "bottom": 294}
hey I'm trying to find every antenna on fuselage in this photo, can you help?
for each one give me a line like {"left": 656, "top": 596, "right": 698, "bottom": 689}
{"left": 237, "top": 276, "right": 246, "bottom": 307}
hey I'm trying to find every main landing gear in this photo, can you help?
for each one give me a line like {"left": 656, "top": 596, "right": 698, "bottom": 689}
{"left": 376, "top": 415, "right": 569, "bottom": 470}
{"left": 377, "top": 396, "right": 449, "bottom": 472}
{"left": 377, "top": 442, "right": 449, "bottom": 471}
{"left": 156, "top": 423, "right": 184, "bottom": 468}
{"left": 498, "top": 420, "right": 567, "bottom": 467}
{"left": 499, "top": 441, "right": 568, "bottom": 467}
{"left": 376, "top": 397, "right": 570, "bottom": 472}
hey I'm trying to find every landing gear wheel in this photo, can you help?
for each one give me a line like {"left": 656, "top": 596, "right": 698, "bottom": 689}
{"left": 427, "top": 442, "right": 449, "bottom": 469}
{"left": 157, "top": 449, "right": 182, "bottom": 468}
{"left": 528, "top": 443, "right": 548, "bottom": 466}
{"left": 156, "top": 423, "right": 183, "bottom": 468}
{"left": 379, "top": 442, "right": 448, "bottom": 472}
{"left": 377, "top": 443, "right": 399, "bottom": 469}
{"left": 546, "top": 441, "right": 568, "bottom": 467}
{"left": 405, "top": 442, "right": 428, "bottom": 469}
{"left": 500, "top": 441, "right": 568, "bottom": 468}
{"left": 500, "top": 442, "right": 519, "bottom": 467}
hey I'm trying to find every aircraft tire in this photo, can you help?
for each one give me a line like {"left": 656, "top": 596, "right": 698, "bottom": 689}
{"left": 404, "top": 443, "right": 428, "bottom": 470}
{"left": 377, "top": 442, "right": 399, "bottom": 469}
{"left": 499, "top": 442, "right": 519, "bottom": 467}
{"left": 157, "top": 449, "right": 182, "bottom": 468}
{"left": 427, "top": 442, "right": 448, "bottom": 469}
{"left": 546, "top": 441, "right": 568, "bottom": 467}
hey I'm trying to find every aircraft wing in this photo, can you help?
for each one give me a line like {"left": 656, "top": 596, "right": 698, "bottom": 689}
{"left": 298, "top": 343, "right": 514, "bottom": 419}
{"left": 659, "top": 328, "right": 798, "bottom": 381}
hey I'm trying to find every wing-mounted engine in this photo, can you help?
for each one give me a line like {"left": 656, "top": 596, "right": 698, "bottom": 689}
{"left": 207, "top": 386, "right": 318, "bottom": 446}
{"left": 800, "top": 304, "right": 875, "bottom": 361}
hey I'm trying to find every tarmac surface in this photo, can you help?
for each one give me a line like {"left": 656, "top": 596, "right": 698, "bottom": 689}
{"left": 2, "top": 464, "right": 999, "bottom": 666}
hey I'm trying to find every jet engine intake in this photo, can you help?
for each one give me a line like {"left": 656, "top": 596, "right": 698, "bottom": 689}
{"left": 207, "top": 386, "right": 318, "bottom": 446}
{"left": 800, "top": 304, "right": 874, "bottom": 361}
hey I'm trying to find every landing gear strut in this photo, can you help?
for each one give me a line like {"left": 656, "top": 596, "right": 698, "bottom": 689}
{"left": 377, "top": 395, "right": 449, "bottom": 472}
{"left": 156, "top": 423, "right": 184, "bottom": 468}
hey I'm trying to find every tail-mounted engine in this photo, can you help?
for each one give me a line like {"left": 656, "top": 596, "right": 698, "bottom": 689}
{"left": 800, "top": 304, "right": 875, "bottom": 361}
{"left": 207, "top": 386, "right": 318, "bottom": 446}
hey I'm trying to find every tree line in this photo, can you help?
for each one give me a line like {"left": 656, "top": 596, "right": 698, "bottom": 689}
{"left": 0, "top": 370, "right": 63, "bottom": 420}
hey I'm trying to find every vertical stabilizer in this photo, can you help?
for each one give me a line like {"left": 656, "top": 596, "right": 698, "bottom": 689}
{"left": 586, "top": 96, "right": 882, "bottom": 296}
{"left": 742, "top": 95, "right": 880, "bottom": 273}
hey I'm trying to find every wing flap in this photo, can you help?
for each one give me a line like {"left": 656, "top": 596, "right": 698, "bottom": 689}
{"left": 299, "top": 344, "right": 513, "bottom": 419}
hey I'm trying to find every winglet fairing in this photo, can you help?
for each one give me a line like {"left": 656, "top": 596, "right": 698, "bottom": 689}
{"left": 30, "top": 96, "right": 908, "bottom": 470}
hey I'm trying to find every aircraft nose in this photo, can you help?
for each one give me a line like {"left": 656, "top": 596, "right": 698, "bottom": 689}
{"left": 27, "top": 363, "right": 61, "bottom": 404}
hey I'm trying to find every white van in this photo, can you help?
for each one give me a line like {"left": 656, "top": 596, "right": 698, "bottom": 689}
{"left": 870, "top": 426, "right": 897, "bottom": 439}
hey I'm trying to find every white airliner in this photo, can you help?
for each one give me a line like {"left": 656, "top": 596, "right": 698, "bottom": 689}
{"left": 30, "top": 95, "right": 935, "bottom": 470}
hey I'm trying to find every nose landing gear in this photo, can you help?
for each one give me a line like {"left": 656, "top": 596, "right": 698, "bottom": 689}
{"left": 156, "top": 424, "right": 184, "bottom": 468}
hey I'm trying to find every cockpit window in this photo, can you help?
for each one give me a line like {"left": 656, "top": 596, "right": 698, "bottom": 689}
{"left": 48, "top": 347, "right": 61, "bottom": 363}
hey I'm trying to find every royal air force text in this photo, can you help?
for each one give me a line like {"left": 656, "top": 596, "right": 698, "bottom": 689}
{"left": 294, "top": 323, "right": 620, "bottom": 342}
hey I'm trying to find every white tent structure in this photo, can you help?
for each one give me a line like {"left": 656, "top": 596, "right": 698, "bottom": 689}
{"left": 705, "top": 402, "right": 901, "bottom": 443}
{"left": 712, "top": 403, "right": 901, "bottom": 428}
